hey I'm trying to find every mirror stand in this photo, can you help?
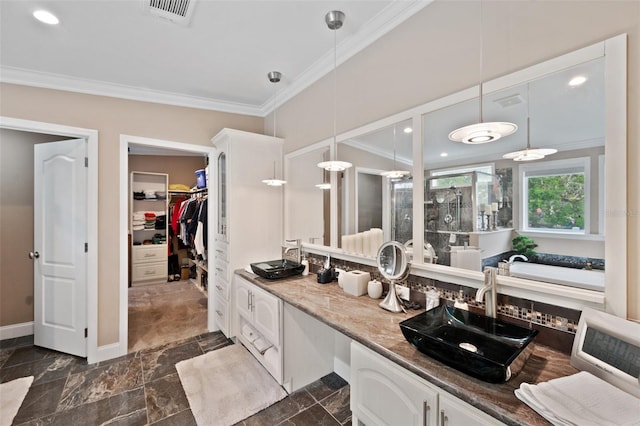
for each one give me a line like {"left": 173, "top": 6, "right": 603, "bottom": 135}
{"left": 379, "top": 279, "right": 405, "bottom": 313}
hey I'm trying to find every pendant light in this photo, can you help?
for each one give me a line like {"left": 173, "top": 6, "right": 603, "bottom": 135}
{"left": 502, "top": 84, "right": 557, "bottom": 161}
{"left": 317, "top": 10, "right": 352, "bottom": 172}
{"left": 262, "top": 71, "right": 287, "bottom": 186}
{"left": 448, "top": 1, "right": 517, "bottom": 144}
{"left": 381, "top": 125, "right": 410, "bottom": 179}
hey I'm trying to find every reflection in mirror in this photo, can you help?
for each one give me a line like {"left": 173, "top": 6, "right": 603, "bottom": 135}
{"left": 423, "top": 57, "right": 605, "bottom": 280}
{"left": 339, "top": 119, "right": 413, "bottom": 255}
{"left": 285, "top": 145, "right": 330, "bottom": 245}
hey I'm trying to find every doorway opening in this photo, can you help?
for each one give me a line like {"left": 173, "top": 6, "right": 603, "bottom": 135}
{"left": 119, "top": 135, "right": 216, "bottom": 355}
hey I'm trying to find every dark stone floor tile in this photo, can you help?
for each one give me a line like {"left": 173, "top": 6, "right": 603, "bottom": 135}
{"left": 242, "top": 388, "right": 316, "bottom": 426}
{"left": 3, "top": 346, "right": 52, "bottom": 368}
{"left": 145, "top": 373, "right": 190, "bottom": 424}
{"left": 150, "top": 409, "right": 197, "bottom": 426}
{"left": 17, "top": 414, "right": 55, "bottom": 425}
{"left": 319, "top": 387, "right": 351, "bottom": 424}
{"left": 141, "top": 340, "right": 202, "bottom": 382}
{"left": 139, "top": 335, "right": 199, "bottom": 355}
{"left": 279, "top": 403, "right": 341, "bottom": 426}
{"left": 303, "top": 373, "right": 348, "bottom": 402}
{"left": 57, "top": 356, "right": 143, "bottom": 411}
{"left": 1, "top": 354, "right": 75, "bottom": 385}
{"left": 197, "top": 331, "right": 233, "bottom": 353}
{"left": 50, "top": 387, "right": 147, "bottom": 426}
{"left": 13, "top": 377, "right": 66, "bottom": 424}
{"left": 0, "top": 349, "right": 13, "bottom": 368}
{"left": 0, "top": 335, "right": 34, "bottom": 351}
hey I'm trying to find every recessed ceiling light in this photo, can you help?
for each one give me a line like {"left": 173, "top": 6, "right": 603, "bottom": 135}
{"left": 569, "top": 76, "right": 587, "bottom": 87}
{"left": 403, "top": 127, "right": 413, "bottom": 134}
{"left": 440, "top": 152, "right": 448, "bottom": 157}
{"left": 33, "top": 10, "right": 59, "bottom": 25}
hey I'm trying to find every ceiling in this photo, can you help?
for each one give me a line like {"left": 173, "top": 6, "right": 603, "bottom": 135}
{"left": 0, "top": 0, "right": 430, "bottom": 117}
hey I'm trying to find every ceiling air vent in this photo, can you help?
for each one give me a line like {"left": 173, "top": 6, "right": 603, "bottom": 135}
{"left": 146, "top": 0, "right": 196, "bottom": 26}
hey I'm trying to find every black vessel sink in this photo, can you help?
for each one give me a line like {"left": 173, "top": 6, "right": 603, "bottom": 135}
{"left": 250, "top": 259, "right": 305, "bottom": 280}
{"left": 400, "top": 305, "right": 537, "bottom": 383}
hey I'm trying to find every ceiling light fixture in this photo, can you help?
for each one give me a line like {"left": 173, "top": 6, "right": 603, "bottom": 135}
{"left": 381, "top": 126, "right": 410, "bottom": 179}
{"left": 315, "top": 183, "right": 331, "bottom": 190}
{"left": 403, "top": 127, "right": 413, "bottom": 134}
{"left": 317, "top": 10, "right": 352, "bottom": 172}
{"left": 502, "top": 84, "right": 557, "bottom": 162}
{"left": 262, "top": 71, "right": 286, "bottom": 186}
{"left": 448, "top": 1, "right": 517, "bottom": 144}
{"left": 33, "top": 9, "right": 59, "bottom": 25}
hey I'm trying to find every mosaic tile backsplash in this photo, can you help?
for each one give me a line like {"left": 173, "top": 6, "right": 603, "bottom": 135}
{"left": 306, "top": 252, "right": 580, "bottom": 354}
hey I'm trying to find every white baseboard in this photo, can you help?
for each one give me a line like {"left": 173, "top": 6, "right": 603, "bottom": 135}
{"left": 0, "top": 322, "right": 34, "bottom": 340}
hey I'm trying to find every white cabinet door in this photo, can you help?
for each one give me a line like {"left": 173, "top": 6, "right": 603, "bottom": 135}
{"left": 351, "top": 342, "right": 437, "bottom": 426}
{"left": 235, "top": 278, "right": 252, "bottom": 321}
{"left": 438, "top": 393, "right": 504, "bottom": 426}
{"left": 252, "top": 287, "right": 281, "bottom": 346}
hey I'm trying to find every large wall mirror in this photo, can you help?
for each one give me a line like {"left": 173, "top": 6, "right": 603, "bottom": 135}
{"left": 285, "top": 35, "right": 626, "bottom": 315}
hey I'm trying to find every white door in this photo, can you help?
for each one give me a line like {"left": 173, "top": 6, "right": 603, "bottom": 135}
{"left": 33, "top": 139, "right": 87, "bottom": 357}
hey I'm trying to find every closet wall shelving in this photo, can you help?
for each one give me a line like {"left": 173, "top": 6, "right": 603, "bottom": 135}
{"left": 169, "top": 187, "right": 208, "bottom": 292}
{"left": 130, "top": 171, "right": 168, "bottom": 286}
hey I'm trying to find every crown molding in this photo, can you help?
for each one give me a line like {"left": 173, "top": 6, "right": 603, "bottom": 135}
{"left": 0, "top": 66, "right": 264, "bottom": 116}
{"left": 1, "top": 1, "right": 431, "bottom": 117}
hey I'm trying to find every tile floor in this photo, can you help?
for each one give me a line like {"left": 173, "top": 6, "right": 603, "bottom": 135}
{"left": 128, "top": 281, "right": 208, "bottom": 352}
{"left": 0, "top": 332, "right": 351, "bottom": 425}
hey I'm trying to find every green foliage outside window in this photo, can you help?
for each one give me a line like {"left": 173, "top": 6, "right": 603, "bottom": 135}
{"left": 527, "top": 173, "right": 585, "bottom": 230}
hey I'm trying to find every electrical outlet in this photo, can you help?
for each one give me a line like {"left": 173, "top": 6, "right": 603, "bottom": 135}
{"left": 396, "top": 285, "right": 410, "bottom": 301}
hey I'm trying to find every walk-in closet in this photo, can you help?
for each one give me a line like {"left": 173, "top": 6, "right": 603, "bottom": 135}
{"left": 127, "top": 151, "right": 210, "bottom": 352}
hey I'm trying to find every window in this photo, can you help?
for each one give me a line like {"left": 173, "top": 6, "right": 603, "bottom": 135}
{"left": 520, "top": 158, "right": 590, "bottom": 234}
{"left": 430, "top": 163, "right": 494, "bottom": 189}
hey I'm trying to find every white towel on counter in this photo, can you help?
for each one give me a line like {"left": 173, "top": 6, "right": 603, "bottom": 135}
{"left": 241, "top": 324, "right": 258, "bottom": 343}
{"left": 515, "top": 371, "right": 640, "bottom": 426}
{"left": 253, "top": 337, "right": 273, "bottom": 354}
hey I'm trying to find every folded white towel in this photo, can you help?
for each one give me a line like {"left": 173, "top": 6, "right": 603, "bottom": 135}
{"left": 515, "top": 371, "right": 640, "bottom": 426}
{"left": 263, "top": 347, "right": 279, "bottom": 370}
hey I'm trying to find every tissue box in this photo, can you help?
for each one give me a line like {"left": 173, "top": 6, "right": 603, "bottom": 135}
{"left": 342, "top": 270, "right": 371, "bottom": 296}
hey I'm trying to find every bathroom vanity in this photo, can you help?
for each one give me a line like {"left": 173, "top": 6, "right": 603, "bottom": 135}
{"left": 234, "top": 269, "right": 578, "bottom": 426}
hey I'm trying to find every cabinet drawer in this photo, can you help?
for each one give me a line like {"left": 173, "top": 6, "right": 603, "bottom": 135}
{"left": 214, "top": 259, "right": 229, "bottom": 284}
{"left": 132, "top": 261, "right": 166, "bottom": 282}
{"left": 214, "top": 241, "right": 229, "bottom": 261}
{"left": 132, "top": 245, "right": 166, "bottom": 263}
{"left": 214, "top": 296, "right": 229, "bottom": 337}
{"left": 213, "top": 276, "right": 229, "bottom": 300}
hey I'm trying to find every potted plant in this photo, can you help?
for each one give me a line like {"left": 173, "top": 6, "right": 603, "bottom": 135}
{"left": 512, "top": 235, "right": 537, "bottom": 259}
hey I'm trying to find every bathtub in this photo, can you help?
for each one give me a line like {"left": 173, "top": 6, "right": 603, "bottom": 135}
{"left": 509, "top": 262, "right": 604, "bottom": 292}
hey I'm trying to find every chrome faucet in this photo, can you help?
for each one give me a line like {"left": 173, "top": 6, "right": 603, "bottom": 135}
{"left": 283, "top": 239, "right": 301, "bottom": 263}
{"left": 508, "top": 254, "right": 528, "bottom": 264}
{"left": 475, "top": 267, "right": 497, "bottom": 318}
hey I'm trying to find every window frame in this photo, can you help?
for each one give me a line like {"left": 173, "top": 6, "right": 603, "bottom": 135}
{"left": 519, "top": 157, "right": 591, "bottom": 235}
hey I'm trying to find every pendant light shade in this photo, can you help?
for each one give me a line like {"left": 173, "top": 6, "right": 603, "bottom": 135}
{"left": 502, "top": 118, "right": 557, "bottom": 162}
{"left": 448, "top": 1, "right": 517, "bottom": 144}
{"left": 381, "top": 126, "right": 410, "bottom": 179}
{"left": 262, "top": 71, "right": 286, "bottom": 186}
{"left": 317, "top": 10, "right": 352, "bottom": 172}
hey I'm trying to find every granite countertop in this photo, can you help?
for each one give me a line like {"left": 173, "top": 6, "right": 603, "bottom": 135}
{"left": 236, "top": 270, "right": 577, "bottom": 426}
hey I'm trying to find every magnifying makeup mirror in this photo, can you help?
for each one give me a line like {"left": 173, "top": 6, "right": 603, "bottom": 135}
{"left": 377, "top": 241, "right": 410, "bottom": 313}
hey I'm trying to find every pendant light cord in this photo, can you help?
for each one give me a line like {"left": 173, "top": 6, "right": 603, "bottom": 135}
{"left": 333, "top": 27, "right": 337, "bottom": 149}
{"left": 526, "top": 82, "right": 531, "bottom": 150}
{"left": 478, "top": 0, "right": 484, "bottom": 124}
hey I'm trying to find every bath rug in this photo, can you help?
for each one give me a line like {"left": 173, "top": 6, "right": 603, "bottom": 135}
{"left": 176, "top": 344, "right": 286, "bottom": 425}
{"left": 0, "top": 376, "right": 34, "bottom": 426}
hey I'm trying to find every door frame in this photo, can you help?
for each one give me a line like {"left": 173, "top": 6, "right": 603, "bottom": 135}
{"left": 119, "top": 134, "right": 216, "bottom": 357}
{"left": 0, "top": 116, "right": 99, "bottom": 363}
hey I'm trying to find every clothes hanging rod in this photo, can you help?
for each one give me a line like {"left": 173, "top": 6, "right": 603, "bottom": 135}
{"left": 168, "top": 188, "right": 208, "bottom": 194}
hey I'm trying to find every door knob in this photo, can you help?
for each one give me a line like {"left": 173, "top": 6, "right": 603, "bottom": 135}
{"left": 29, "top": 251, "right": 40, "bottom": 259}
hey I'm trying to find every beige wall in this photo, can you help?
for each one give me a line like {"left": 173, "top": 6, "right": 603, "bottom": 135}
{"left": 0, "top": 129, "right": 68, "bottom": 326}
{"left": 267, "top": 0, "right": 640, "bottom": 319}
{"left": 0, "top": 85, "right": 263, "bottom": 345}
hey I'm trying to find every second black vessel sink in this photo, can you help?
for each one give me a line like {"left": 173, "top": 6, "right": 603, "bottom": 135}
{"left": 400, "top": 304, "right": 538, "bottom": 383}
{"left": 250, "top": 259, "right": 305, "bottom": 280}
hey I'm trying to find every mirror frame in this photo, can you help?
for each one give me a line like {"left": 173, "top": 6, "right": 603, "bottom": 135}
{"left": 286, "top": 34, "right": 626, "bottom": 317}
{"left": 377, "top": 241, "right": 410, "bottom": 281}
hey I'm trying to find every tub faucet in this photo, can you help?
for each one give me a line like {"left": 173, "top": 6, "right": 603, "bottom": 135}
{"left": 475, "top": 267, "right": 497, "bottom": 318}
{"left": 508, "top": 254, "right": 528, "bottom": 264}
